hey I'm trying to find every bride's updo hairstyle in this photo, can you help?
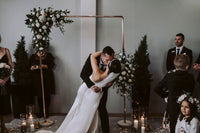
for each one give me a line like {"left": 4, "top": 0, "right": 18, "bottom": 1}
{"left": 108, "top": 59, "right": 121, "bottom": 74}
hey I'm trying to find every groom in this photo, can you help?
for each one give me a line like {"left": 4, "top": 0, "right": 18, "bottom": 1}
{"left": 80, "top": 46, "right": 115, "bottom": 133}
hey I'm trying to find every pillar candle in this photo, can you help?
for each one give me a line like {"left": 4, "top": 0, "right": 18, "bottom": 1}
{"left": 134, "top": 119, "right": 138, "bottom": 130}
{"left": 141, "top": 126, "right": 145, "bottom": 133}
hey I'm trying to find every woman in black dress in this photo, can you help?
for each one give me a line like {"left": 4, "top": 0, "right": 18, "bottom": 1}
{"left": 29, "top": 51, "right": 55, "bottom": 117}
{"left": 0, "top": 34, "right": 12, "bottom": 133}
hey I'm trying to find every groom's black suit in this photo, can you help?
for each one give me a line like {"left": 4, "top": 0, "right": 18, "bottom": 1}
{"left": 166, "top": 46, "right": 193, "bottom": 72}
{"left": 80, "top": 54, "right": 110, "bottom": 133}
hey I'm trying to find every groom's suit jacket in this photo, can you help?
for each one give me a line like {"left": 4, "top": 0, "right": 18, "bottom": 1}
{"left": 166, "top": 46, "right": 193, "bottom": 72}
{"left": 80, "top": 54, "right": 108, "bottom": 91}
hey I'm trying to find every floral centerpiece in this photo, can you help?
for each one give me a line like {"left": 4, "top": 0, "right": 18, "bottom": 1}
{"left": 0, "top": 63, "right": 10, "bottom": 95}
{"left": 25, "top": 7, "right": 73, "bottom": 53}
{"left": 114, "top": 49, "right": 135, "bottom": 98}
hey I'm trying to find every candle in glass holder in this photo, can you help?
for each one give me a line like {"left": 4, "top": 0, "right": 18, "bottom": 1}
{"left": 30, "top": 123, "right": 35, "bottom": 132}
{"left": 134, "top": 119, "right": 138, "bottom": 130}
{"left": 28, "top": 113, "right": 33, "bottom": 124}
{"left": 21, "top": 121, "right": 27, "bottom": 133}
{"left": 141, "top": 126, "right": 145, "bottom": 133}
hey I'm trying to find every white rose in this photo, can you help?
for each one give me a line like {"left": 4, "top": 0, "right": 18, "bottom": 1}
{"left": 42, "top": 37, "right": 46, "bottom": 40}
{"left": 119, "top": 53, "right": 123, "bottom": 56}
{"left": 36, "top": 44, "right": 39, "bottom": 47}
{"left": 128, "top": 79, "right": 132, "bottom": 83}
{"left": 39, "top": 29, "right": 42, "bottom": 32}
{"left": 30, "top": 19, "right": 32, "bottom": 22}
{"left": 42, "top": 25, "right": 47, "bottom": 30}
{"left": 46, "top": 22, "right": 49, "bottom": 25}
{"left": 4, "top": 64, "right": 10, "bottom": 69}
{"left": 121, "top": 71, "right": 126, "bottom": 75}
{"left": 39, "top": 15, "right": 46, "bottom": 23}
{"left": 119, "top": 76, "right": 123, "bottom": 80}
{"left": 32, "top": 24, "right": 35, "bottom": 27}
{"left": 33, "top": 37, "right": 36, "bottom": 40}
{"left": 56, "top": 14, "right": 60, "bottom": 18}
{"left": 52, "top": 17, "right": 56, "bottom": 22}
{"left": 36, "top": 23, "right": 40, "bottom": 28}
{"left": 129, "top": 64, "right": 132, "bottom": 68}
{"left": 0, "top": 63, "right": 4, "bottom": 68}
{"left": 60, "top": 20, "right": 64, "bottom": 24}
{"left": 39, "top": 47, "right": 44, "bottom": 51}
{"left": 36, "top": 35, "right": 42, "bottom": 39}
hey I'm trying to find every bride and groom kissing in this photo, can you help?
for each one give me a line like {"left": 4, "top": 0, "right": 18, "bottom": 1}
{"left": 37, "top": 46, "right": 121, "bottom": 133}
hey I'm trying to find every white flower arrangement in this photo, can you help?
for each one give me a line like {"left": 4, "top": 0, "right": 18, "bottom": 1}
{"left": 177, "top": 92, "right": 200, "bottom": 112}
{"left": 114, "top": 51, "right": 135, "bottom": 96}
{"left": 0, "top": 63, "right": 10, "bottom": 79}
{"left": 25, "top": 7, "right": 73, "bottom": 53}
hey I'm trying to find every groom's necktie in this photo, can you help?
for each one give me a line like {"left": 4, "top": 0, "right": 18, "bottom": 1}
{"left": 177, "top": 49, "right": 180, "bottom": 55}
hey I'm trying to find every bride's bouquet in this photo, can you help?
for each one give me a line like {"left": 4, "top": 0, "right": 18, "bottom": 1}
{"left": 0, "top": 63, "right": 10, "bottom": 95}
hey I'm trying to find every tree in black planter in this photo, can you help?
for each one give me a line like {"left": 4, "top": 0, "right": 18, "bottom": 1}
{"left": 12, "top": 36, "right": 32, "bottom": 117}
{"left": 132, "top": 35, "right": 152, "bottom": 117}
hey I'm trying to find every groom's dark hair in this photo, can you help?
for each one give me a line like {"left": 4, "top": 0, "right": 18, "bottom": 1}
{"left": 102, "top": 46, "right": 115, "bottom": 56}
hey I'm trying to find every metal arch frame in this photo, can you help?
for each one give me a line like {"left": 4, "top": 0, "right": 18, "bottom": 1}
{"left": 65, "top": 15, "right": 125, "bottom": 50}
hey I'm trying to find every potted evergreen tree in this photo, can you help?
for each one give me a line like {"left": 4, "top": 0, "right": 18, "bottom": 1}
{"left": 12, "top": 36, "right": 31, "bottom": 117}
{"left": 132, "top": 35, "right": 152, "bottom": 118}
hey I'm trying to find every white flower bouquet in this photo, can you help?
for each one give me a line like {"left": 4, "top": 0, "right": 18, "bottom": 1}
{"left": 0, "top": 63, "right": 10, "bottom": 79}
{"left": 0, "top": 63, "right": 10, "bottom": 95}
{"left": 25, "top": 7, "right": 73, "bottom": 53}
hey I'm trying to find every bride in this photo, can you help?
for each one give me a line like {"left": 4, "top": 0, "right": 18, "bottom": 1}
{"left": 37, "top": 51, "right": 121, "bottom": 133}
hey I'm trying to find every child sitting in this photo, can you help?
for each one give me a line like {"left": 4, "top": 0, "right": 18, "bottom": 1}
{"left": 175, "top": 92, "right": 200, "bottom": 133}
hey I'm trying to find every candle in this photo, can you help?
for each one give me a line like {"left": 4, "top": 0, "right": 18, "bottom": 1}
{"left": 28, "top": 114, "right": 33, "bottom": 124}
{"left": 30, "top": 123, "right": 35, "bottom": 132}
{"left": 134, "top": 119, "right": 138, "bottom": 130}
{"left": 141, "top": 116, "right": 145, "bottom": 126}
{"left": 141, "top": 126, "right": 145, "bottom": 133}
{"left": 21, "top": 121, "right": 27, "bottom": 133}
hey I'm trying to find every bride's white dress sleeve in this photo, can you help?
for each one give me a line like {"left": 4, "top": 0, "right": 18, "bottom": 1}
{"left": 95, "top": 72, "right": 119, "bottom": 88}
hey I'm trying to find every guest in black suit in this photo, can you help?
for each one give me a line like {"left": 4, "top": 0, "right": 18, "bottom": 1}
{"left": 166, "top": 33, "right": 193, "bottom": 72}
{"left": 154, "top": 54, "right": 195, "bottom": 133}
{"left": 193, "top": 54, "right": 200, "bottom": 85}
{"left": 80, "top": 46, "right": 115, "bottom": 133}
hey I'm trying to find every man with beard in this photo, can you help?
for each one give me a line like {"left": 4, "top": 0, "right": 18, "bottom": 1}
{"left": 166, "top": 33, "right": 193, "bottom": 72}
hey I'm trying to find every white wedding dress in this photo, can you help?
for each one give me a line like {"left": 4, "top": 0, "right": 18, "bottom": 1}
{"left": 36, "top": 72, "right": 119, "bottom": 133}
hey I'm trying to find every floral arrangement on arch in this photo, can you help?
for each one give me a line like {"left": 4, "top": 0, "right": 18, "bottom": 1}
{"left": 177, "top": 92, "right": 200, "bottom": 112}
{"left": 114, "top": 50, "right": 135, "bottom": 97}
{"left": 25, "top": 7, "right": 73, "bottom": 53}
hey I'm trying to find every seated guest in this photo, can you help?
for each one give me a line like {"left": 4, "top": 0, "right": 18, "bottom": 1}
{"left": 176, "top": 93, "right": 200, "bottom": 133}
{"left": 154, "top": 54, "right": 195, "bottom": 133}
{"left": 166, "top": 33, "right": 192, "bottom": 72}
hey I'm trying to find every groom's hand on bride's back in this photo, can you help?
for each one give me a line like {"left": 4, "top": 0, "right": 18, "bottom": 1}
{"left": 91, "top": 85, "right": 101, "bottom": 93}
